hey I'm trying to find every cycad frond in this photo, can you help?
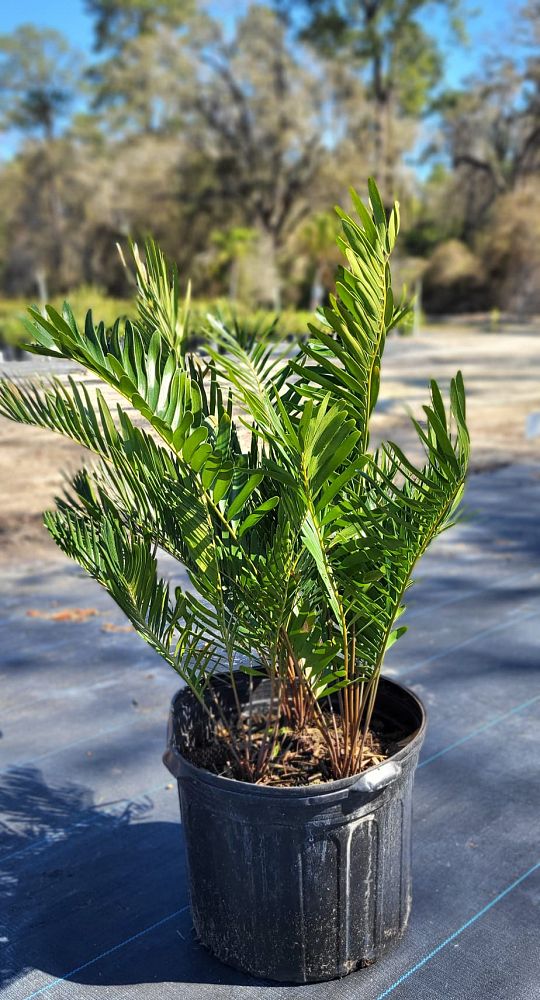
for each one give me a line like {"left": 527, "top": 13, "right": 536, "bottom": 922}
{"left": 290, "top": 182, "right": 410, "bottom": 450}
{"left": 328, "top": 373, "right": 470, "bottom": 674}
{"left": 117, "top": 237, "right": 191, "bottom": 356}
{"left": 20, "top": 304, "right": 201, "bottom": 445}
{"left": 207, "top": 316, "right": 290, "bottom": 447}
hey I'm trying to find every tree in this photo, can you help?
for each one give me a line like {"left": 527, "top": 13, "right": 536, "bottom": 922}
{"left": 88, "top": 26, "right": 191, "bottom": 136}
{"left": 0, "top": 25, "right": 81, "bottom": 140}
{"left": 432, "top": 0, "right": 540, "bottom": 237}
{"left": 84, "top": 4, "right": 367, "bottom": 305}
{"left": 479, "top": 180, "right": 540, "bottom": 315}
{"left": 0, "top": 27, "right": 84, "bottom": 298}
{"left": 84, "top": 0, "right": 199, "bottom": 138}
{"left": 297, "top": 211, "right": 341, "bottom": 309}
{"left": 0, "top": 144, "right": 76, "bottom": 298}
{"left": 402, "top": 164, "right": 460, "bottom": 255}
{"left": 278, "top": 0, "right": 463, "bottom": 201}
{"left": 209, "top": 227, "right": 258, "bottom": 301}
{"left": 85, "top": 0, "right": 195, "bottom": 52}
{"left": 181, "top": 6, "right": 343, "bottom": 307}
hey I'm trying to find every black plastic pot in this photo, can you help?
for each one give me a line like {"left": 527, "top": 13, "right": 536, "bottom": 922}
{"left": 163, "top": 675, "right": 426, "bottom": 983}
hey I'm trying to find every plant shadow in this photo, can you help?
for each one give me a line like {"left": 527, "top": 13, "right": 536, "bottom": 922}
{"left": 1, "top": 767, "right": 268, "bottom": 992}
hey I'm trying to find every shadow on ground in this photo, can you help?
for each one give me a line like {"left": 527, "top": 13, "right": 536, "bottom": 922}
{"left": 0, "top": 768, "right": 264, "bottom": 993}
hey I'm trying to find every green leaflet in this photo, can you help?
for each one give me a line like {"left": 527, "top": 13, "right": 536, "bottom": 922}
{"left": 237, "top": 496, "right": 279, "bottom": 538}
{"left": 227, "top": 473, "right": 264, "bottom": 519}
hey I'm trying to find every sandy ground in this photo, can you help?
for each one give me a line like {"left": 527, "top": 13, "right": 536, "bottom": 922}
{"left": 1, "top": 323, "right": 539, "bottom": 566}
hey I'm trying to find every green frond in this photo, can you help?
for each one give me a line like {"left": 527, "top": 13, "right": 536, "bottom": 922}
{"left": 0, "top": 375, "right": 122, "bottom": 459}
{"left": 18, "top": 302, "right": 211, "bottom": 450}
{"left": 120, "top": 237, "right": 191, "bottom": 357}
{"left": 292, "top": 180, "right": 412, "bottom": 451}
{"left": 206, "top": 316, "right": 290, "bottom": 445}
{"left": 44, "top": 503, "right": 228, "bottom": 697}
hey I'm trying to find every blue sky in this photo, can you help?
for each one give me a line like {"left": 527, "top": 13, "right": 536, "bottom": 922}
{"left": 0, "top": 0, "right": 250, "bottom": 50}
{"left": 0, "top": 0, "right": 515, "bottom": 88}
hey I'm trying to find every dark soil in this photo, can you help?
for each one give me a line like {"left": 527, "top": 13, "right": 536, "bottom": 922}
{"left": 182, "top": 710, "right": 393, "bottom": 786}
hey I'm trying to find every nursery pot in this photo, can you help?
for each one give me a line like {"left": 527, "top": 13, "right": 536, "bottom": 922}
{"left": 163, "top": 674, "right": 426, "bottom": 984}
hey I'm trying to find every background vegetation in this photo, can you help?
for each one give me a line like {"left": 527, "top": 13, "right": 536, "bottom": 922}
{"left": 0, "top": 0, "right": 539, "bottom": 347}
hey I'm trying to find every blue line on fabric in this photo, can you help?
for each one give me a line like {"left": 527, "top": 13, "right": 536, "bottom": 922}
{"left": 3, "top": 597, "right": 536, "bottom": 791}
{"left": 375, "top": 861, "right": 540, "bottom": 999}
{"left": 19, "top": 861, "right": 540, "bottom": 999}
{"left": 21, "top": 905, "right": 190, "bottom": 999}
{"left": 401, "top": 609, "right": 538, "bottom": 678}
{"left": 405, "top": 568, "right": 539, "bottom": 623}
{"left": 0, "top": 710, "right": 162, "bottom": 776}
{"left": 418, "top": 693, "right": 540, "bottom": 768}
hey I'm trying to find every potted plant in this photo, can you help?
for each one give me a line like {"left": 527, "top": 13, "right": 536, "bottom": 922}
{"left": 0, "top": 182, "right": 469, "bottom": 983}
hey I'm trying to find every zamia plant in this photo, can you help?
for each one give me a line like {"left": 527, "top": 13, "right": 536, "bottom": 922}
{"left": 0, "top": 182, "right": 469, "bottom": 782}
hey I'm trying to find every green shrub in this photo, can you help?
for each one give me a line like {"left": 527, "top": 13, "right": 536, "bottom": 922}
{"left": 422, "top": 239, "right": 487, "bottom": 314}
{"left": 0, "top": 289, "right": 135, "bottom": 350}
{"left": 479, "top": 181, "right": 540, "bottom": 315}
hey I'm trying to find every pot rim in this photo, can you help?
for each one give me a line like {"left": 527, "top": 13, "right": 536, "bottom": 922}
{"left": 163, "top": 674, "right": 427, "bottom": 799}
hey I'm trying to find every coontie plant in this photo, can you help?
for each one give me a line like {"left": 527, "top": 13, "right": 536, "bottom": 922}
{"left": 0, "top": 182, "right": 469, "bottom": 785}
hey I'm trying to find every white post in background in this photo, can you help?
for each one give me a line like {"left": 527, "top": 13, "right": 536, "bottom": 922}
{"left": 413, "top": 278, "right": 422, "bottom": 337}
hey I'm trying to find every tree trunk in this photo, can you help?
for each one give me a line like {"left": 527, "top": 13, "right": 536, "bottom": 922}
{"left": 35, "top": 267, "right": 48, "bottom": 304}
{"left": 372, "top": 96, "right": 385, "bottom": 187}
{"left": 309, "top": 263, "right": 325, "bottom": 311}
{"left": 265, "top": 230, "right": 282, "bottom": 311}
{"left": 229, "top": 259, "right": 239, "bottom": 301}
{"left": 383, "top": 90, "right": 395, "bottom": 204}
